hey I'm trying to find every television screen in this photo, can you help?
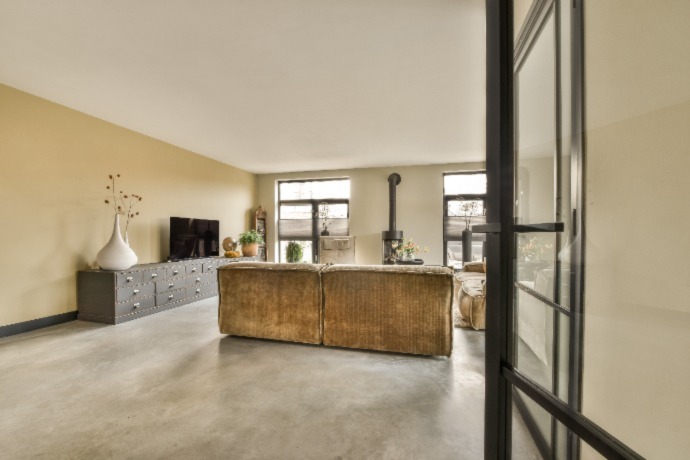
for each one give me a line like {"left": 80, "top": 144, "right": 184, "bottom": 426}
{"left": 169, "top": 217, "right": 220, "bottom": 261}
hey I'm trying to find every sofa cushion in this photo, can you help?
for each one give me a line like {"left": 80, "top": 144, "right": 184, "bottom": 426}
{"left": 453, "top": 271, "right": 486, "bottom": 330}
{"left": 321, "top": 264, "right": 453, "bottom": 356}
{"left": 459, "top": 279, "right": 486, "bottom": 330}
{"left": 463, "top": 261, "right": 485, "bottom": 273}
{"left": 218, "top": 262, "right": 325, "bottom": 344}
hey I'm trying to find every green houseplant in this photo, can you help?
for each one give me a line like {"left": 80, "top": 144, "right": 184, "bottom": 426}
{"left": 238, "top": 229, "right": 264, "bottom": 257}
{"left": 285, "top": 241, "right": 304, "bottom": 263}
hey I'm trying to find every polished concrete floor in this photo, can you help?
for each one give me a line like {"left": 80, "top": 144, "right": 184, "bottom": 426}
{"left": 0, "top": 298, "right": 540, "bottom": 459}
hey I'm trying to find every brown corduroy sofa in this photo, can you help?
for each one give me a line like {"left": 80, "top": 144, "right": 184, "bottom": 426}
{"left": 217, "top": 262, "right": 454, "bottom": 356}
{"left": 218, "top": 262, "right": 324, "bottom": 344}
{"left": 453, "top": 261, "right": 487, "bottom": 330}
{"left": 321, "top": 264, "right": 453, "bottom": 356}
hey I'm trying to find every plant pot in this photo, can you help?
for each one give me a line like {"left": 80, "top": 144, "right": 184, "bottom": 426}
{"left": 241, "top": 243, "right": 258, "bottom": 257}
{"left": 97, "top": 214, "right": 138, "bottom": 270}
{"left": 401, "top": 252, "right": 415, "bottom": 262}
{"left": 462, "top": 229, "right": 473, "bottom": 264}
{"left": 320, "top": 229, "right": 330, "bottom": 236}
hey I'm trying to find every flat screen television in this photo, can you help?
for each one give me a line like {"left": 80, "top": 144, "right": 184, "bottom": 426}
{"left": 169, "top": 217, "right": 220, "bottom": 261}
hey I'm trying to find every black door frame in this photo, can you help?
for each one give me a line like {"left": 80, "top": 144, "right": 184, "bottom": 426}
{"left": 482, "top": 1, "right": 643, "bottom": 458}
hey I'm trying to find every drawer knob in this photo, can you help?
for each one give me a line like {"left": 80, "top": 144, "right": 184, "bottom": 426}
{"left": 173, "top": 270, "right": 179, "bottom": 275}
{"left": 191, "top": 267, "right": 197, "bottom": 272}
{"left": 151, "top": 273, "right": 158, "bottom": 278}
{"left": 126, "top": 276, "right": 133, "bottom": 282}
{"left": 133, "top": 303, "right": 140, "bottom": 308}
{"left": 133, "top": 289, "right": 140, "bottom": 294}
{"left": 196, "top": 278, "right": 201, "bottom": 282}
{"left": 168, "top": 294, "right": 174, "bottom": 300}
{"left": 196, "top": 288, "right": 201, "bottom": 293}
{"left": 168, "top": 283, "right": 174, "bottom": 288}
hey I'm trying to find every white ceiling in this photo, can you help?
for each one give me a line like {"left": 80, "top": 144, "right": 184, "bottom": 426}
{"left": 0, "top": 0, "right": 486, "bottom": 174}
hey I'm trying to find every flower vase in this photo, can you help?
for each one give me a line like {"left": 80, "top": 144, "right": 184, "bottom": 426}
{"left": 402, "top": 252, "right": 414, "bottom": 262}
{"left": 97, "top": 214, "right": 138, "bottom": 270}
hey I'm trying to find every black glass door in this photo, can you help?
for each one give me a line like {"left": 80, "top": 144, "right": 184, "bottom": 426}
{"left": 483, "top": 1, "right": 645, "bottom": 458}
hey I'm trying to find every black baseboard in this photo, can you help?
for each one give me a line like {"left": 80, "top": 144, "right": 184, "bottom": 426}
{"left": 0, "top": 311, "right": 78, "bottom": 339}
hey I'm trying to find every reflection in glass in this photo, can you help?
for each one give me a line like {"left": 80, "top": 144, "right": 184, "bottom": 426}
{"left": 515, "top": 13, "right": 557, "bottom": 225}
{"left": 512, "top": 388, "right": 590, "bottom": 460}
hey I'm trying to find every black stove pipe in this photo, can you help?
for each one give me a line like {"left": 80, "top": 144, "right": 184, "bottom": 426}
{"left": 382, "top": 173, "right": 402, "bottom": 241}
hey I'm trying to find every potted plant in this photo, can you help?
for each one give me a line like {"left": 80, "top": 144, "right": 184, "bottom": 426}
{"left": 314, "top": 203, "right": 333, "bottom": 236}
{"left": 285, "top": 241, "right": 303, "bottom": 263}
{"left": 238, "top": 229, "right": 264, "bottom": 257}
{"left": 391, "top": 238, "right": 429, "bottom": 262}
{"left": 450, "top": 198, "right": 483, "bottom": 263}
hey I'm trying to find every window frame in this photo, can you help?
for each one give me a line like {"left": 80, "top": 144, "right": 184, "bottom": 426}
{"left": 277, "top": 178, "right": 350, "bottom": 263}
{"left": 442, "top": 171, "right": 488, "bottom": 267}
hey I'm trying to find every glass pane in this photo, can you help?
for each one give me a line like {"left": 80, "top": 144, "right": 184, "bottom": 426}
{"left": 512, "top": 388, "right": 605, "bottom": 460}
{"left": 515, "top": 233, "right": 556, "bottom": 297}
{"left": 514, "top": 288, "right": 571, "bottom": 395}
{"left": 280, "top": 204, "right": 312, "bottom": 220}
{"left": 515, "top": 11, "right": 556, "bottom": 225}
{"left": 447, "top": 200, "right": 485, "bottom": 218}
{"left": 446, "top": 242, "right": 463, "bottom": 268}
{"left": 513, "top": 0, "right": 533, "bottom": 41}
{"left": 514, "top": 229, "right": 570, "bottom": 402}
{"left": 317, "top": 203, "right": 348, "bottom": 218}
{"left": 279, "top": 240, "right": 313, "bottom": 263}
{"left": 443, "top": 173, "right": 487, "bottom": 195}
{"left": 279, "top": 179, "right": 350, "bottom": 200}
{"left": 581, "top": 3, "right": 690, "bottom": 457}
{"left": 446, "top": 240, "right": 484, "bottom": 268}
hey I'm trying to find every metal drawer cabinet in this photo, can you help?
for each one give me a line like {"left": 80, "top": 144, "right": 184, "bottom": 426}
{"left": 156, "top": 278, "right": 184, "bottom": 294}
{"left": 116, "top": 271, "right": 143, "bottom": 287}
{"left": 185, "top": 262, "right": 202, "bottom": 276}
{"left": 156, "top": 288, "right": 186, "bottom": 307}
{"left": 77, "top": 257, "right": 257, "bottom": 325}
{"left": 167, "top": 265, "right": 186, "bottom": 280}
{"left": 116, "top": 282, "right": 155, "bottom": 302}
{"left": 115, "top": 296, "right": 156, "bottom": 317}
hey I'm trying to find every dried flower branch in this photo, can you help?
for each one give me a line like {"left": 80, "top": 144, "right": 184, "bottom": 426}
{"left": 449, "top": 197, "right": 484, "bottom": 230}
{"left": 313, "top": 203, "right": 333, "bottom": 231}
{"left": 103, "top": 174, "right": 143, "bottom": 235}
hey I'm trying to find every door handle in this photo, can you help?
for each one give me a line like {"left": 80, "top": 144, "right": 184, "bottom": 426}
{"left": 472, "top": 222, "right": 564, "bottom": 234}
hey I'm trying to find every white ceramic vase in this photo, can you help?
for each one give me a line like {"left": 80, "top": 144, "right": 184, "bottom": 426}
{"left": 97, "top": 214, "right": 138, "bottom": 270}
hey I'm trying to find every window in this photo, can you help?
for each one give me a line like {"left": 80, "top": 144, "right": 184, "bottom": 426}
{"left": 443, "top": 172, "right": 487, "bottom": 268}
{"left": 277, "top": 179, "right": 350, "bottom": 263}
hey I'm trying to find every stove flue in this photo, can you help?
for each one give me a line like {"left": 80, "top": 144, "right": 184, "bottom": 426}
{"left": 382, "top": 173, "right": 403, "bottom": 264}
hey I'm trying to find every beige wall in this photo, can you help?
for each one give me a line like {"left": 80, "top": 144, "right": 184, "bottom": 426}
{"left": 257, "top": 163, "right": 485, "bottom": 266}
{"left": 0, "top": 84, "right": 256, "bottom": 327}
{"left": 582, "top": 1, "right": 690, "bottom": 458}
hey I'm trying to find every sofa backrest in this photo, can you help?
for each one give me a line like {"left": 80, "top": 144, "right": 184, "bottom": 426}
{"left": 320, "top": 264, "right": 453, "bottom": 356}
{"left": 217, "top": 262, "right": 325, "bottom": 344}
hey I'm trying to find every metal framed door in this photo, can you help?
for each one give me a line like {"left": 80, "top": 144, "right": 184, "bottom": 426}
{"left": 481, "top": 1, "right": 643, "bottom": 458}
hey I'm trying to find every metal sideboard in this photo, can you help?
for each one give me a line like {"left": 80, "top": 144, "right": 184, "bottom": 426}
{"left": 77, "top": 256, "right": 255, "bottom": 324}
